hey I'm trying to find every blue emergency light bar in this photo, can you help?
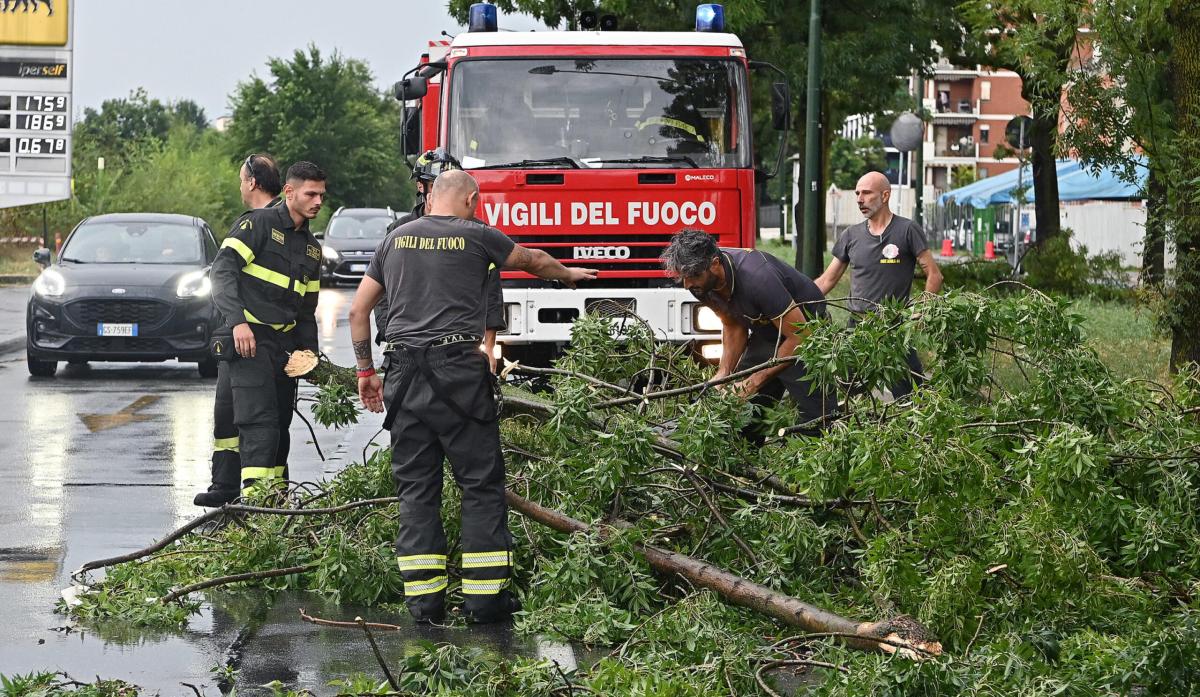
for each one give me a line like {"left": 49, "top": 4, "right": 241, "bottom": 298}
{"left": 696, "top": 4, "right": 725, "bottom": 32}
{"left": 469, "top": 2, "right": 498, "bottom": 32}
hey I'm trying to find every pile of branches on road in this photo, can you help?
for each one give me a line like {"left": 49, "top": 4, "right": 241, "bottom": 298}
{"left": 65, "top": 289, "right": 1200, "bottom": 695}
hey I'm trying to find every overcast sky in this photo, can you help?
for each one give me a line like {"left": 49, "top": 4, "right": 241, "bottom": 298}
{"left": 73, "top": 0, "right": 546, "bottom": 121}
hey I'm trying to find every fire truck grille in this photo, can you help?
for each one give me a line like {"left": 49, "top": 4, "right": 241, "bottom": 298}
{"left": 505, "top": 233, "right": 674, "bottom": 272}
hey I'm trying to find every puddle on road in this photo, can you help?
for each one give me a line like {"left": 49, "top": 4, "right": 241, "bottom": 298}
{"left": 0, "top": 547, "right": 60, "bottom": 582}
{"left": 51, "top": 588, "right": 549, "bottom": 695}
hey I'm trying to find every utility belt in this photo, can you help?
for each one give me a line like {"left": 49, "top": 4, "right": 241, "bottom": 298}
{"left": 381, "top": 333, "right": 498, "bottom": 431}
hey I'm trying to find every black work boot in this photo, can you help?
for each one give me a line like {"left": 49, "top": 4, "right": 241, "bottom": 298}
{"left": 464, "top": 590, "right": 521, "bottom": 624}
{"left": 406, "top": 594, "right": 446, "bottom": 625}
{"left": 193, "top": 487, "right": 238, "bottom": 508}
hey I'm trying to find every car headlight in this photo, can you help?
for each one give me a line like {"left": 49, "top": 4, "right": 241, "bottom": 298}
{"left": 694, "top": 305, "right": 722, "bottom": 331}
{"left": 33, "top": 268, "right": 65, "bottom": 297}
{"left": 322, "top": 246, "right": 340, "bottom": 261}
{"left": 177, "top": 269, "right": 212, "bottom": 298}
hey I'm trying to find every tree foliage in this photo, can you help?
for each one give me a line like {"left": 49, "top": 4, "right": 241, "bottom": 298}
{"left": 957, "top": 0, "right": 1090, "bottom": 245}
{"left": 829, "top": 135, "right": 887, "bottom": 189}
{"left": 225, "top": 45, "right": 413, "bottom": 213}
{"left": 74, "top": 88, "right": 208, "bottom": 165}
{"left": 63, "top": 291, "right": 1200, "bottom": 694}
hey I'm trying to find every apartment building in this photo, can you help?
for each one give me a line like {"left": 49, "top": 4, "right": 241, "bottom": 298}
{"left": 922, "top": 58, "right": 1030, "bottom": 194}
{"left": 840, "top": 59, "right": 1032, "bottom": 201}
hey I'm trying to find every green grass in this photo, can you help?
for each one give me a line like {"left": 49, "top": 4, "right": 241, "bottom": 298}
{"left": 0, "top": 244, "right": 41, "bottom": 276}
{"left": 753, "top": 238, "right": 1171, "bottom": 384}
{"left": 1072, "top": 297, "right": 1170, "bottom": 384}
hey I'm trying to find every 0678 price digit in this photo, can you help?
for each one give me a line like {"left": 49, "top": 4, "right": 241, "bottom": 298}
{"left": 16, "top": 137, "right": 66, "bottom": 154}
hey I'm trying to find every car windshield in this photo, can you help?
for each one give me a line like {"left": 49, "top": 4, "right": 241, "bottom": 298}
{"left": 326, "top": 214, "right": 393, "bottom": 240}
{"left": 61, "top": 221, "right": 203, "bottom": 264}
{"left": 449, "top": 57, "right": 750, "bottom": 169}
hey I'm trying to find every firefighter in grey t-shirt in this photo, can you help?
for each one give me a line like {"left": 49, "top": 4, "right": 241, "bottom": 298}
{"left": 815, "top": 171, "right": 943, "bottom": 398}
{"left": 347, "top": 170, "right": 596, "bottom": 625}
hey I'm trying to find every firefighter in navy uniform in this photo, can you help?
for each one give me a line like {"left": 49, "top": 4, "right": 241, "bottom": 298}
{"left": 195, "top": 153, "right": 288, "bottom": 507}
{"left": 348, "top": 170, "right": 596, "bottom": 624}
{"left": 376, "top": 149, "right": 506, "bottom": 368}
{"left": 208, "top": 161, "right": 327, "bottom": 496}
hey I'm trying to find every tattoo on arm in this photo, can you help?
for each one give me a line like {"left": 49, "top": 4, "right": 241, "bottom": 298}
{"left": 353, "top": 339, "right": 372, "bottom": 361}
{"left": 507, "top": 245, "right": 534, "bottom": 269}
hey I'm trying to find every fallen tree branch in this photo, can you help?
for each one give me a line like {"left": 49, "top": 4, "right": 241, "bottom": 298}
{"left": 299, "top": 608, "right": 405, "bottom": 631}
{"left": 77, "top": 497, "right": 399, "bottom": 575}
{"left": 160, "top": 563, "right": 318, "bottom": 604}
{"left": 505, "top": 489, "right": 942, "bottom": 659}
{"left": 358, "top": 616, "right": 401, "bottom": 692}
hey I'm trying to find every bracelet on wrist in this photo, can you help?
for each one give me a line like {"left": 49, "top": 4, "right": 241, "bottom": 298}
{"left": 356, "top": 367, "right": 376, "bottom": 378}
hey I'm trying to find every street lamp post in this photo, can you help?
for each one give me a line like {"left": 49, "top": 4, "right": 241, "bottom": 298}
{"left": 801, "top": 0, "right": 823, "bottom": 278}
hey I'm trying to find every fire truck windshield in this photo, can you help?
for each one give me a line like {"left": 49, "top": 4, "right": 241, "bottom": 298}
{"left": 448, "top": 58, "right": 750, "bottom": 170}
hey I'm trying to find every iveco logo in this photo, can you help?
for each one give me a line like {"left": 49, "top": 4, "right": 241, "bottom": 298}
{"left": 573, "top": 246, "right": 630, "bottom": 260}
{"left": 111, "top": 288, "right": 126, "bottom": 295}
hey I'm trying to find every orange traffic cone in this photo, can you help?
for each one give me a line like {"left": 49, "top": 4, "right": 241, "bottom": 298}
{"left": 984, "top": 240, "right": 996, "bottom": 260}
{"left": 940, "top": 238, "right": 953, "bottom": 257}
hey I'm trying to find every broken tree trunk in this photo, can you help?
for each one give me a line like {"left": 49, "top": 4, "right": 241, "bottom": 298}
{"left": 505, "top": 489, "right": 943, "bottom": 659}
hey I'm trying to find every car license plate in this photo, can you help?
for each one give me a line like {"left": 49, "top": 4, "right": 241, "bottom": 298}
{"left": 97, "top": 323, "right": 138, "bottom": 337}
{"left": 350, "top": 263, "right": 368, "bottom": 273}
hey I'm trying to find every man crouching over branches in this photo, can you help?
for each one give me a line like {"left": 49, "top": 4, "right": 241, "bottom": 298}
{"left": 347, "top": 170, "right": 596, "bottom": 624}
{"left": 661, "top": 229, "right": 836, "bottom": 437}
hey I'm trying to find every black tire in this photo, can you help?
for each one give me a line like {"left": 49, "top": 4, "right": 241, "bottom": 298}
{"left": 27, "top": 351, "right": 57, "bottom": 377}
{"left": 197, "top": 358, "right": 219, "bottom": 378}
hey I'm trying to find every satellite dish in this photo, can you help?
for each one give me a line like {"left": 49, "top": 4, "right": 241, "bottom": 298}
{"left": 889, "top": 112, "right": 923, "bottom": 153}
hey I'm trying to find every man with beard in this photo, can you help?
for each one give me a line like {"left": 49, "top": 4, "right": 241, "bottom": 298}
{"left": 208, "top": 161, "right": 326, "bottom": 497}
{"left": 661, "top": 229, "right": 836, "bottom": 437}
{"left": 814, "top": 171, "right": 943, "bottom": 399}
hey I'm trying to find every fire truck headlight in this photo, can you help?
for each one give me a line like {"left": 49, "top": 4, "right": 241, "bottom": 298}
{"left": 700, "top": 342, "right": 723, "bottom": 361}
{"left": 694, "top": 305, "right": 722, "bottom": 332}
{"left": 695, "top": 4, "right": 725, "bottom": 32}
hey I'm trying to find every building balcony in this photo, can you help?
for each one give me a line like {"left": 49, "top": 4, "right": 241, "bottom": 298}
{"left": 928, "top": 141, "right": 979, "bottom": 161}
{"left": 932, "top": 98, "right": 981, "bottom": 118}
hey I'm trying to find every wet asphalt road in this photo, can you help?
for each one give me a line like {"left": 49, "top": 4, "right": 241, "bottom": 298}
{"left": 0, "top": 287, "right": 542, "bottom": 694}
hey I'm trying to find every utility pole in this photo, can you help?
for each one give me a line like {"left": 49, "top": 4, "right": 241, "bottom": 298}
{"left": 801, "top": 0, "right": 823, "bottom": 278}
{"left": 914, "top": 73, "right": 925, "bottom": 228}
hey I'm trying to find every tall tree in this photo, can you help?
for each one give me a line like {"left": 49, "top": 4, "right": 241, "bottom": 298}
{"left": 225, "top": 46, "right": 412, "bottom": 212}
{"left": 1045, "top": 0, "right": 1198, "bottom": 369}
{"left": 1165, "top": 0, "right": 1200, "bottom": 368}
{"left": 75, "top": 88, "right": 208, "bottom": 163}
{"left": 957, "top": 0, "right": 1089, "bottom": 246}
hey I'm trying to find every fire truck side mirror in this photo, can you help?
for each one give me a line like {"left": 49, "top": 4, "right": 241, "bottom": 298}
{"left": 395, "top": 76, "right": 428, "bottom": 102}
{"left": 770, "top": 82, "right": 790, "bottom": 131}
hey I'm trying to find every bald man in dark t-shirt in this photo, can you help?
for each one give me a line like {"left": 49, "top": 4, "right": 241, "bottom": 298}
{"left": 816, "top": 171, "right": 943, "bottom": 398}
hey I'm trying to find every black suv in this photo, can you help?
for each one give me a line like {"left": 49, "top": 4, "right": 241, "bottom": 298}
{"left": 26, "top": 213, "right": 221, "bottom": 377}
{"left": 319, "top": 207, "right": 398, "bottom": 285}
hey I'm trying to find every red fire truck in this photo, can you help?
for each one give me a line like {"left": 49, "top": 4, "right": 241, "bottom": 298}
{"left": 397, "top": 3, "right": 789, "bottom": 365}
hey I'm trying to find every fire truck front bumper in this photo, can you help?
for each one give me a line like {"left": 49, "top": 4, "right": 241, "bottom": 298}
{"left": 495, "top": 287, "right": 722, "bottom": 355}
